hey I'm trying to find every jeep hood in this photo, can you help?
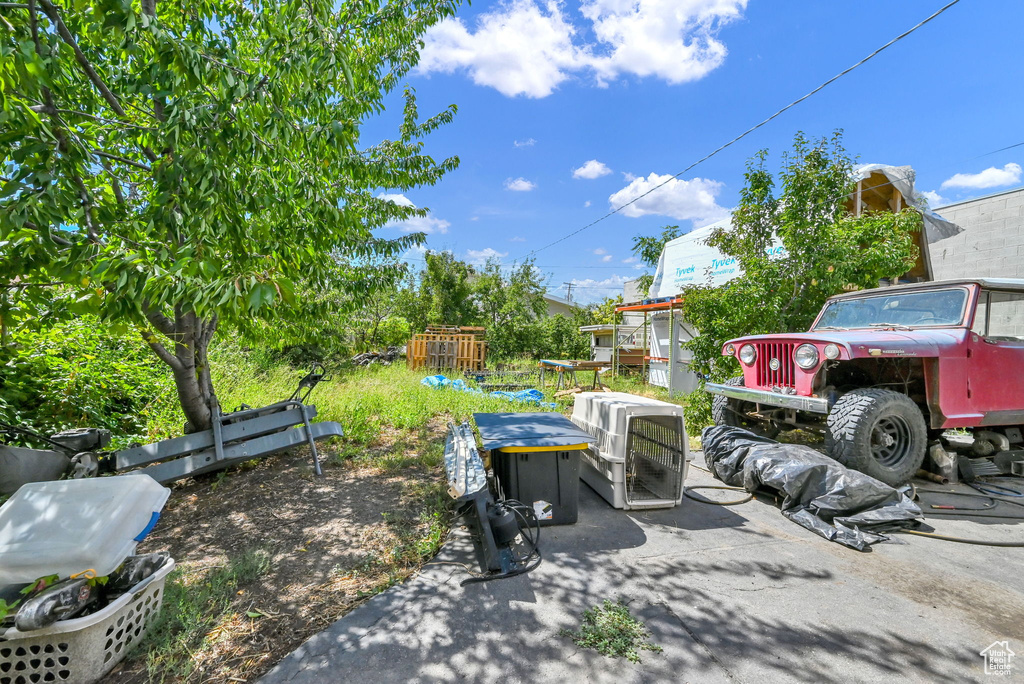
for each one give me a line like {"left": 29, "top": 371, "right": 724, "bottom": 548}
{"left": 725, "top": 328, "right": 968, "bottom": 358}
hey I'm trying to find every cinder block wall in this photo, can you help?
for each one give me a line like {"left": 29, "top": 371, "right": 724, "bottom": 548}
{"left": 930, "top": 187, "right": 1024, "bottom": 279}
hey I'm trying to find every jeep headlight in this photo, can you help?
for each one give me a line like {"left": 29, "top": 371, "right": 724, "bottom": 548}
{"left": 794, "top": 344, "right": 819, "bottom": 369}
{"left": 738, "top": 344, "right": 756, "bottom": 365}
{"left": 724, "top": 343, "right": 736, "bottom": 356}
{"left": 824, "top": 343, "right": 840, "bottom": 360}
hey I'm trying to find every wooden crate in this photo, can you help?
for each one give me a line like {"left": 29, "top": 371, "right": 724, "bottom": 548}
{"left": 408, "top": 333, "right": 487, "bottom": 371}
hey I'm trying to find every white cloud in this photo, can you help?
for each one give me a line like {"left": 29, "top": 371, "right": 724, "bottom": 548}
{"left": 466, "top": 247, "right": 508, "bottom": 265}
{"left": 573, "top": 159, "right": 612, "bottom": 179}
{"left": 568, "top": 274, "right": 630, "bottom": 304}
{"left": 470, "top": 216, "right": 480, "bottom": 221}
{"left": 608, "top": 172, "right": 728, "bottom": 224}
{"left": 602, "top": 254, "right": 613, "bottom": 262}
{"left": 417, "top": 0, "right": 747, "bottom": 98}
{"left": 593, "top": 247, "right": 607, "bottom": 255}
{"left": 582, "top": 0, "right": 746, "bottom": 86}
{"left": 918, "top": 190, "right": 946, "bottom": 208}
{"left": 402, "top": 244, "right": 427, "bottom": 262}
{"left": 378, "top": 193, "right": 450, "bottom": 234}
{"left": 940, "top": 163, "right": 1022, "bottom": 190}
{"left": 417, "top": 1, "right": 581, "bottom": 98}
{"left": 505, "top": 177, "right": 537, "bottom": 191}
{"left": 584, "top": 200, "right": 592, "bottom": 207}
{"left": 621, "top": 256, "right": 638, "bottom": 264}
{"left": 514, "top": 138, "right": 537, "bottom": 147}
{"left": 622, "top": 171, "right": 637, "bottom": 182}
{"left": 510, "top": 235, "right": 526, "bottom": 242}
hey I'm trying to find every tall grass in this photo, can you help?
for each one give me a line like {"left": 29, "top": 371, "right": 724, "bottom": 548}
{"left": 143, "top": 346, "right": 556, "bottom": 446}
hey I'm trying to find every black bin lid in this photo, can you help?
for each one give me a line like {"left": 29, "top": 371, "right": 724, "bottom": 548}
{"left": 472, "top": 412, "right": 594, "bottom": 451}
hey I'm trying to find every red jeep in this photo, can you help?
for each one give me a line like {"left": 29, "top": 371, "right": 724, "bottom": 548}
{"left": 706, "top": 279, "right": 1024, "bottom": 486}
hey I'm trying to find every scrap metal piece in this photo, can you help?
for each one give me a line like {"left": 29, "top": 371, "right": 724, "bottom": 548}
{"left": 444, "top": 422, "right": 487, "bottom": 500}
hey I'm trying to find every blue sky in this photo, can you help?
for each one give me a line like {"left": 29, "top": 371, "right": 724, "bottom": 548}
{"left": 365, "top": 0, "right": 1024, "bottom": 304}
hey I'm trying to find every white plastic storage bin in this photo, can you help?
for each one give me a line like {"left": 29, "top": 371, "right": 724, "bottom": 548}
{"left": 0, "top": 474, "right": 170, "bottom": 586}
{"left": 571, "top": 392, "right": 690, "bottom": 510}
{"left": 0, "top": 558, "right": 174, "bottom": 684}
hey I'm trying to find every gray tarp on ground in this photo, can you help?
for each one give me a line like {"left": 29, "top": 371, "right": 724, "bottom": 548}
{"left": 700, "top": 425, "right": 922, "bottom": 550}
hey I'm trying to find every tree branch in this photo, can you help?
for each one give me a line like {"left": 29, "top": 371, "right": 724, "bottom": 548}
{"left": 93, "top": 150, "right": 151, "bottom": 172}
{"left": 2, "top": 281, "right": 61, "bottom": 289}
{"left": 101, "top": 158, "right": 125, "bottom": 204}
{"left": 142, "top": 303, "right": 176, "bottom": 337}
{"left": 23, "top": 221, "right": 73, "bottom": 246}
{"left": 36, "top": 0, "right": 125, "bottom": 117}
{"left": 36, "top": 0, "right": 159, "bottom": 163}
{"left": 139, "top": 328, "right": 183, "bottom": 370}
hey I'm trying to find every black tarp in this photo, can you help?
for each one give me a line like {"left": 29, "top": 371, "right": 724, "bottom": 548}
{"left": 473, "top": 412, "right": 595, "bottom": 451}
{"left": 701, "top": 425, "right": 922, "bottom": 550}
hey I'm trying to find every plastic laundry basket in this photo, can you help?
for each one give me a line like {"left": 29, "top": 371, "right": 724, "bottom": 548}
{"left": 0, "top": 558, "right": 175, "bottom": 684}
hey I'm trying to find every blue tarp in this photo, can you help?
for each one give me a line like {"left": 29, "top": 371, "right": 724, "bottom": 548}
{"left": 420, "top": 375, "right": 556, "bottom": 409}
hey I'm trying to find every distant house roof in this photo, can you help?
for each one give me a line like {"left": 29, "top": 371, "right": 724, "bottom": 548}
{"left": 543, "top": 293, "right": 577, "bottom": 308}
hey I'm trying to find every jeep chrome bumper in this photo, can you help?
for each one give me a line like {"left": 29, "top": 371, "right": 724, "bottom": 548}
{"left": 705, "top": 382, "right": 831, "bottom": 414}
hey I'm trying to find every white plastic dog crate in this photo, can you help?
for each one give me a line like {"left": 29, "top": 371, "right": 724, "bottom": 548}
{"left": 571, "top": 392, "right": 690, "bottom": 510}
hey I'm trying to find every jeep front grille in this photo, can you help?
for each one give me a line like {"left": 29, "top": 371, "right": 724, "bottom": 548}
{"left": 754, "top": 342, "right": 796, "bottom": 389}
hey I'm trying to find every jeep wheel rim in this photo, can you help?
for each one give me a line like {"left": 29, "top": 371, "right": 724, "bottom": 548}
{"left": 870, "top": 415, "right": 913, "bottom": 467}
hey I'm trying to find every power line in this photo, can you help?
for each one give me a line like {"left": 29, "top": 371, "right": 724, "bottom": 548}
{"left": 515, "top": 0, "right": 963, "bottom": 261}
{"left": 403, "top": 169, "right": 924, "bottom": 276}
{"left": 970, "top": 140, "right": 1024, "bottom": 160}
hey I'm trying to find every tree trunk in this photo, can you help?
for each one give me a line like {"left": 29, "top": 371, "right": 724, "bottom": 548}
{"left": 141, "top": 307, "right": 218, "bottom": 433}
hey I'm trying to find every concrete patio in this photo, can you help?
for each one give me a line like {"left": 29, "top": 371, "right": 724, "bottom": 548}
{"left": 261, "top": 454, "right": 1024, "bottom": 683}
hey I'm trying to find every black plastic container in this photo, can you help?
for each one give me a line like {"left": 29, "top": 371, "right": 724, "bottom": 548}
{"left": 492, "top": 449, "right": 582, "bottom": 526}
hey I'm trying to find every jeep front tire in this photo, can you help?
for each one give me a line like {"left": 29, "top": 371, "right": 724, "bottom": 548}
{"left": 826, "top": 388, "right": 927, "bottom": 486}
{"left": 712, "top": 376, "right": 780, "bottom": 439}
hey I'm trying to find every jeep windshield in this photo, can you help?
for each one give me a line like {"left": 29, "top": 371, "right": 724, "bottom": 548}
{"left": 813, "top": 288, "right": 969, "bottom": 331}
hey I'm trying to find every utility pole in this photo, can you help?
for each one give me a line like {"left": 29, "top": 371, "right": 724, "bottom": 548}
{"left": 562, "top": 282, "right": 574, "bottom": 302}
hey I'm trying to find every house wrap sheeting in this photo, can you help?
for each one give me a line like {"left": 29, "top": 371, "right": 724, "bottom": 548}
{"left": 648, "top": 164, "right": 962, "bottom": 299}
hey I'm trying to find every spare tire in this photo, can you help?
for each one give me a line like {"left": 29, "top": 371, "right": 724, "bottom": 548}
{"left": 711, "top": 376, "right": 780, "bottom": 438}
{"left": 826, "top": 388, "right": 927, "bottom": 486}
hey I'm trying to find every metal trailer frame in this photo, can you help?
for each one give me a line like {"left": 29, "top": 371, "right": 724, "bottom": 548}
{"left": 116, "top": 397, "right": 343, "bottom": 484}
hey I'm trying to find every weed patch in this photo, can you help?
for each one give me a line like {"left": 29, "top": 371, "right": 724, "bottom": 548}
{"left": 138, "top": 549, "right": 272, "bottom": 682}
{"left": 560, "top": 600, "right": 662, "bottom": 664}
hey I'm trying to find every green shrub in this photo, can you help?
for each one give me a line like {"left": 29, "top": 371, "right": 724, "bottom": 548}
{"left": 0, "top": 319, "right": 176, "bottom": 445}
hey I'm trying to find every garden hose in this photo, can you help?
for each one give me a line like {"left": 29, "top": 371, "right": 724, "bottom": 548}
{"left": 969, "top": 482, "right": 1024, "bottom": 497}
{"left": 901, "top": 485, "right": 1024, "bottom": 546}
{"left": 683, "top": 485, "right": 754, "bottom": 506}
{"left": 684, "top": 462, "right": 755, "bottom": 505}
{"left": 897, "top": 529, "right": 1024, "bottom": 547}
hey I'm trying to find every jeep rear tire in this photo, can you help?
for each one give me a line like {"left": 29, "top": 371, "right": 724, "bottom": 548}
{"left": 826, "top": 388, "right": 927, "bottom": 486}
{"left": 711, "top": 376, "right": 780, "bottom": 439}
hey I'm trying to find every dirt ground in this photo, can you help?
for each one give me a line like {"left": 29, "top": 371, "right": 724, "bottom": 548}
{"left": 107, "top": 420, "right": 450, "bottom": 683}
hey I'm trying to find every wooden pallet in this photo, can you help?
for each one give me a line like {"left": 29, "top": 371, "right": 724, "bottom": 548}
{"left": 408, "top": 333, "right": 487, "bottom": 371}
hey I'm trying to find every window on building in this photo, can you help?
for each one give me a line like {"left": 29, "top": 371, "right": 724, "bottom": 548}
{"left": 981, "top": 291, "right": 1024, "bottom": 341}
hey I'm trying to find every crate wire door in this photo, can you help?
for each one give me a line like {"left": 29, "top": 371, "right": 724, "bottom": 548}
{"left": 624, "top": 415, "right": 685, "bottom": 505}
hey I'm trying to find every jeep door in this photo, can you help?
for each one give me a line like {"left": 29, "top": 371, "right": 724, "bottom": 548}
{"left": 966, "top": 289, "right": 1024, "bottom": 422}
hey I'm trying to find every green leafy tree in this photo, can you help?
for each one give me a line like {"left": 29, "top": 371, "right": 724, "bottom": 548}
{"left": 418, "top": 251, "right": 477, "bottom": 327}
{"left": 588, "top": 295, "right": 624, "bottom": 325}
{"left": 682, "top": 131, "right": 921, "bottom": 426}
{"left": 630, "top": 225, "right": 681, "bottom": 296}
{"left": 1, "top": 0, "right": 459, "bottom": 431}
{"left": 535, "top": 311, "right": 592, "bottom": 359}
{"left": 474, "top": 258, "right": 546, "bottom": 358}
